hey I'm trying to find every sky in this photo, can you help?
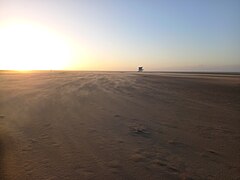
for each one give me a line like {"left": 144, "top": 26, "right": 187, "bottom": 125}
{"left": 0, "top": 0, "right": 240, "bottom": 71}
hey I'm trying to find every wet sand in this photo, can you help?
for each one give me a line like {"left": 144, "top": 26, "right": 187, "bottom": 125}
{"left": 0, "top": 71, "right": 239, "bottom": 179}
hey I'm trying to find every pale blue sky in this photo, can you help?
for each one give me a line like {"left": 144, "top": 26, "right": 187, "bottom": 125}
{"left": 0, "top": 0, "right": 240, "bottom": 71}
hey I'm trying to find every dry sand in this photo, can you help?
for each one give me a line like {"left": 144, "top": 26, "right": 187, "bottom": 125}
{"left": 0, "top": 71, "right": 239, "bottom": 179}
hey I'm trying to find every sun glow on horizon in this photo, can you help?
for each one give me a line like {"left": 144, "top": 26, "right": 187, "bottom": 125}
{"left": 0, "top": 21, "right": 73, "bottom": 70}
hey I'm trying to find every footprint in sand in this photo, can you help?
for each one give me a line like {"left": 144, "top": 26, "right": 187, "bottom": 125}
{"left": 152, "top": 159, "right": 180, "bottom": 175}
{"left": 51, "top": 142, "right": 61, "bottom": 147}
{"left": 74, "top": 166, "right": 94, "bottom": 178}
{"left": 40, "top": 159, "right": 51, "bottom": 168}
{"left": 107, "top": 161, "right": 121, "bottom": 168}
{"left": 107, "top": 161, "right": 121, "bottom": 173}
{"left": 21, "top": 144, "right": 33, "bottom": 152}
{"left": 0, "top": 115, "right": 5, "bottom": 119}
{"left": 129, "top": 123, "right": 150, "bottom": 137}
{"left": 43, "top": 122, "right": 52, "bottom": 128}
{"left": 30, "top": 139, "right": 37, "bottom": 144}
{"left": 206, "top": 149, "right": 220, "bottom": 155}
{"left": 168, "top": 140, "right": 188, "bottom": 148}
{"left": 23, "top": 163, "right": 34, "bottom": 176}
{"left": 167, "top": 165, "right": 180, "bottom": 174}
{"left": 152, "top": 159, "right": 167, "bottom": 167}
{"left": 130, "top": 152, "right": 146, "bottom": 163}
{"left": 40, "top": 133, "right": 49, "bottom": 139}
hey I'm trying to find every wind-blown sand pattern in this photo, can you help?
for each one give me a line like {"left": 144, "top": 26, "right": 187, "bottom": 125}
{"left": 0, "top": 71, "right": 239, "bottom": 179}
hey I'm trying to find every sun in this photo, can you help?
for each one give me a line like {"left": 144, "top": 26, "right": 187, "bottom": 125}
{"left": 0, "top": 22, "right": 73, "bottom": 70}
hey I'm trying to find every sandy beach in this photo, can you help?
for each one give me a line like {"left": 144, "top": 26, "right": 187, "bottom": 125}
{"left": 0, "top": 71, "right": 239, "bottom": 179}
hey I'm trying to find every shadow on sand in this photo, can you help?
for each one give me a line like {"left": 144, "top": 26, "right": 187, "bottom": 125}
{"left": 0, "top": 135, "right": 5, "bottom": 180}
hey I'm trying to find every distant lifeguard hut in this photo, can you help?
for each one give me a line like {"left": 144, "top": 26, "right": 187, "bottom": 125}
{"left": 138, "top": 67, "right": 144, "bottom": 72}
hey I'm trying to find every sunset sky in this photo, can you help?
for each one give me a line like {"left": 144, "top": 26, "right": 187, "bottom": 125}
{"left": 0, "top": 0, "right": 239, "bottom": 71}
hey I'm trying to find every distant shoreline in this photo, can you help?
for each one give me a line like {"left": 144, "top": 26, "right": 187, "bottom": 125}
{"left": 0, "top": 70, "right": 240, "bottom": 75}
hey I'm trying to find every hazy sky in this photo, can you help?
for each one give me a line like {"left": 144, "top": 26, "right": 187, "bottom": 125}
{"left": 0, "top": 0, "right": 240, "bottom": 71}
